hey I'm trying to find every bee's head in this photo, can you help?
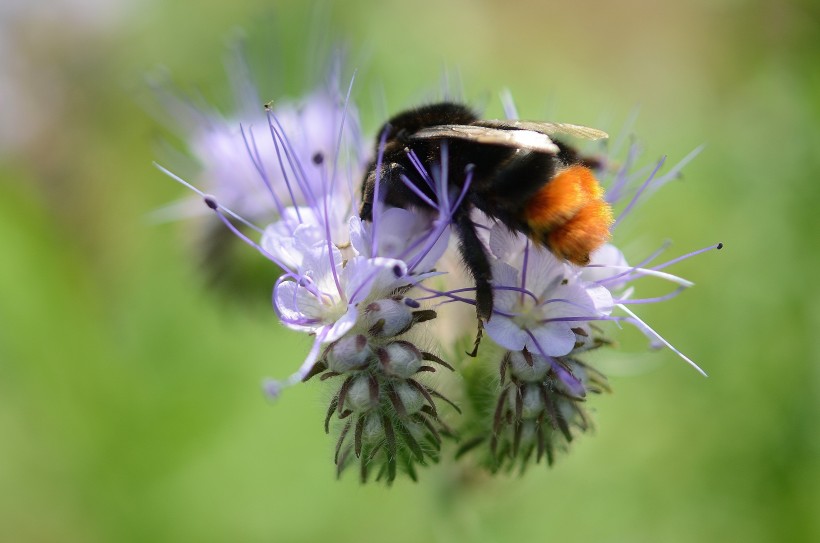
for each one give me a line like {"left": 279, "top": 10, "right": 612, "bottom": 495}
{"left": 376, "top": 102, "right": 479, "bottom": 149}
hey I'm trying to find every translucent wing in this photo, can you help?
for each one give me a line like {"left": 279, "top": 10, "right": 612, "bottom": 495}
{"left": 411, "top": 124, "right": 559, "bottom": 154}
{"left": 475, "top": 120, "right": 609, "bottom": 141}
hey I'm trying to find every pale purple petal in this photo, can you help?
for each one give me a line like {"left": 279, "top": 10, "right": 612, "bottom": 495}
{"left": 489, "top": 261, "right": 523, "bottom": 312}
{"left": 484, "top": 316, "right": 529, "bottom": 351}
{"left": 527, "top": 323, "right": 576, "bottom": 357}
{"left": 526, "top": 248, "right": 566, "bottom": 299}
{"left": 582, "top": 243, "right": 629, "bottom": 284}
{"left": 488, "top": 222, "right": 526, "bottom": 261}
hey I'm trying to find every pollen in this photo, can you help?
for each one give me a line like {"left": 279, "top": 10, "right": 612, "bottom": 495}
{"left": 524, "top": 165, "right": 613, "bottom": 265}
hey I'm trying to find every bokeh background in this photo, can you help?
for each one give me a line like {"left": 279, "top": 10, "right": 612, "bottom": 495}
{"left": 1, "top": 0, "right": 818, "bottom": 541}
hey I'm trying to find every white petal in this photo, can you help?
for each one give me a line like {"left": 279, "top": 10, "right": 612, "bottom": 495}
{"left": 348, "top": 215, "right": 370, "bottom": 257}
{"left": 586, "top": 284, "right": 614, "bottom": 314}
{"left": 342, "top": 256, "right": 407, "bottom": 304}
{"left": 582, "top": 243, "right": 629, "bottom": 284}
{"left": 273, "top": 281, "right": 323, "bottom": 332}
{"left": 325, "top": 306, "right": 359, "bottom": 342}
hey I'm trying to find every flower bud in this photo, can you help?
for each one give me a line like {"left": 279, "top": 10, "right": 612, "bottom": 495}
{"left": 345, "top": 375, "right": 377, "bottom": 412}
{"left": 364, "top": 298, "right": 414, "bottom": 337}
{"left": 508, "top": 350, "right": 550, "bottom": 382}
{"left": 361, "top": 412, "right": 384, "bottom": 443}
{"left": 507, "top": 384, "right": 544, "bottom": 420}
{"left": 378, "top": 341, "right": 422, "bottom": 378}
{"left": 394, "top": 381, "right": 425, "bottom": 415}
{"left": 327, "top": 334, "right": 373, "bottom": 373}
{"left": 521, "top": 385, "right": 545, "bottom": 419}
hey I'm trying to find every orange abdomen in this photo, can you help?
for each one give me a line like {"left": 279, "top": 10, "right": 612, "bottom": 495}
{"left": 523, "top": 165, "right": 614, "bottom": 265}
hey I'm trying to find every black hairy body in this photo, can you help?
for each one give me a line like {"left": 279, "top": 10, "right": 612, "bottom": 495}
{"left": 359, "top": 102, "right": 608, "bottom": 323}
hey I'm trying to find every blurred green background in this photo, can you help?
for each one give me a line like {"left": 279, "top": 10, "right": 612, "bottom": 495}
{"left": 1, "top": 0, "right": 818, "bottom": 541}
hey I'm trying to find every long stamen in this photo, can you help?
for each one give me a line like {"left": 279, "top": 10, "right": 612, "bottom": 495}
{"left": 329, "top": 71, "right": 357, "bottom": 201}
{"left": 156, "top": 163, "right": 264, "bottom": 234}
{"left": 520, "top": 238, "right": 531, "bottom": 303}
{"left": 587, "top": 240, "right": 670, "bottom": 287}
{"left": 605, "top": 139, "right": 639, "bottom": 203}
{"left": 596, "top": 265, "right": 694, "bottom": 288}
{"left": 404, "top": 148, "right": 436, "bottom": 190}
{"left": 398, "top": 174, "right": 439, "bottom": 209}
{"left": 612, "top": 155, "right": 666, "bottom": 229}
{"left": 617, "top": 303, "right": 707, "bottom": 377}
{"left": 615, "top": 286, "right": 687, "bottom": 305}
{"left": 202, "top": 197, "right": 292, "bottom": 271}
{"left": 266, "top": 112, "right": 303, "bottom": 221}
{"left": 649, "top": 242, "right": 723, "bottom": 272}
{"left": 646, "top": 144, "right": 705, "bottom": 194}
{"left": 406, "top": 164, "right": 471, "bottom": 273}
{"left": 240, "top": 124, "right": 287, "bottom": 218}
{"left": 268, "top": 110, "right": 318, "bottom": 209}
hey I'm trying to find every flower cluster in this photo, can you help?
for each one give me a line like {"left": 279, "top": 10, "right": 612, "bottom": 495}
{"left": 159, "top": 63, "right": 720, "bottom": 483}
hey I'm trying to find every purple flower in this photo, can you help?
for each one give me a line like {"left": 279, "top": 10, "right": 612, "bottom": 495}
{"left": 159, "top": 60, "right": 721, "bottom": 481}
{"left": 482, "top": 223, "right": 612, "bottom": 357}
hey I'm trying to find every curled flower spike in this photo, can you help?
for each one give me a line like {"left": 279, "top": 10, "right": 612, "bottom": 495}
{"left": 159, "top": 59, "right": 720, "bottom": 482}
{"left": 481, "top": 350, "right": 597, "bottom": 472}
{"left": 303, "top": 300, "right": 458, "bottom": 484}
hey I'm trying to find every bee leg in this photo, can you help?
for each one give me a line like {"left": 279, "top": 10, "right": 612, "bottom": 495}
{"left": 453, "top": 209, "right": 493, "bottom": 322}
{"left": 466, "top": 318, "right": 484, "bottom": 358}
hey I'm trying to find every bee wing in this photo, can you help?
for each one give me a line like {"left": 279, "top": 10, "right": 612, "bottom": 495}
{"left": 475, "top": 120, "right": 609, "bottom": 141}
{"left": 411, "top": 124, "right": 559, "bottom": 154}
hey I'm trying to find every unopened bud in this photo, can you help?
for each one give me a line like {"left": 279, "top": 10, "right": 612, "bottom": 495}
{"left": 364, "top": 298, "right": 413, "bottom": 337}
{"left": 327, "top": 334, "right": 373, "bottom": 373}
{"left": 509, "top": 350, "right": 550, "bottom": 382}
{"left": 394, "top": 382, "right": 425, "bottom": 415}
{"left": 362, "top": 412, "right": 384, "bottom": 443}
{"left": 346, "top": 375, "right": 377, "bottom": 412}
{"left": 379, "top": 341, "right": 422, "bottom": 378}
{"left": 508, "top": 384, "right": 544, "bottom": 420}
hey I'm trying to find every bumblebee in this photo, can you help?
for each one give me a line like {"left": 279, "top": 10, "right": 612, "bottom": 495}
{"left": 360, "top": 102, "right": 613, "bottom": 322}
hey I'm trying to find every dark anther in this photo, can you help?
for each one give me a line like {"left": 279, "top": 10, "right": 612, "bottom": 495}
{"left": 312, "top": 152, "right": 324, "bottom": 165}
{"left": 717, "top": 242, "right": 724, "bottom": 250}
{"left": 203, "top": 196, "right": 218, "bottom": 210}
{"left": 403, "top": 298, "right": 421, "bottom": 308}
